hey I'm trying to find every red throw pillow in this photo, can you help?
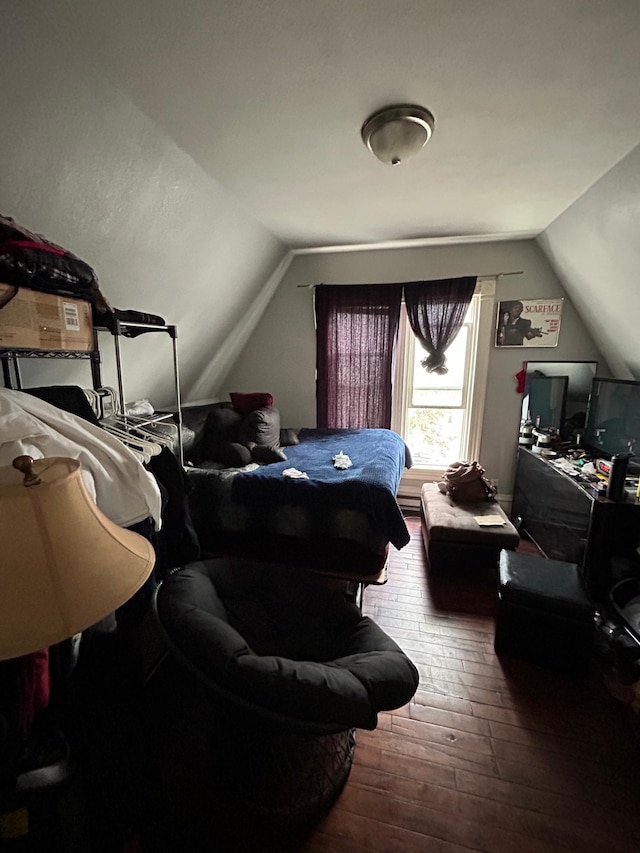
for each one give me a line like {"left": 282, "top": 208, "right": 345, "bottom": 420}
{"left": 229, "top": 392, "right": 274, "bottom": 417}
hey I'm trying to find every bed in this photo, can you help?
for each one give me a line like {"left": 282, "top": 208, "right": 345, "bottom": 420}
{"left": 181, "top": 402, "right": 411, "bottom": 581}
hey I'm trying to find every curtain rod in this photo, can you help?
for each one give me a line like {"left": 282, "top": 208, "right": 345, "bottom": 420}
{"left": 296, "top": 271, "right": 523, "bottom": 288}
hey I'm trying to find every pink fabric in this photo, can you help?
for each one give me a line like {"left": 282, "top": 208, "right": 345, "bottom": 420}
{"left": 19, "top": 649, "right": 50, "bottom": 732}
{"left": 4, "top": 239, "right": 66, "bottom": 256}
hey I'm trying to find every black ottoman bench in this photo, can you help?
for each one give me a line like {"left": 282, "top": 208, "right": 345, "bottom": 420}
{"left": 420, "top": 483, "right": 519, "bottom": 572}
{"left": 494, "top": 551, "right": 596, "bottom": 675}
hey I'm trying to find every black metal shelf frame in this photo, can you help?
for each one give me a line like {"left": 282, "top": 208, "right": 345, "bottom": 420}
{"left": 1, "top": 317, "right": 184, "bottom": 465}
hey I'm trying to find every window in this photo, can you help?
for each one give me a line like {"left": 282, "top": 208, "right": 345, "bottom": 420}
{"left": 392, "top": 278, "right": 495, "bottom": 483}
{"left": 400, "top": 300, "right": 474, "bottom": 465}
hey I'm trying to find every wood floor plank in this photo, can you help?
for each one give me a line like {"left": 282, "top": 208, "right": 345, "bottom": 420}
{"left": 343, "top": 763, "right": 620, "bottom": 853}
{"left": 355, "top": 727, "right": 499, "bottom": 775}
{"left": 319, "top": 782, "right": 569, "bottom": 853}
{"left": 454, "top": 766, "right": 640, "bottom": 839}
{"left": 408, "top": 697, "right": 492, "bottom": 736}
{"left": 390, "top": 715, "right": 495, "bottom": 756}
{"left": 306, "top": 810, "right": 469, "bottom": 853}
{"left": 488, "top": 723, "right": 622, "bottom": 770}
{"left": 356, "top": 743, "right": 457, "bottom": 790}
{"left": 411, "top": 689, "right": 475, "bottom": 717}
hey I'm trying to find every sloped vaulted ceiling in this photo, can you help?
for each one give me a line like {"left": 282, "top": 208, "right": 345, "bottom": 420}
{"left": 2, "top": 0, "right": 640, "bottom": 400}
{"left": 537, "top": 143, "right": 640, "bottom": 380}
{"left": 50, "top": 0, "right": 640, "bottom": 248}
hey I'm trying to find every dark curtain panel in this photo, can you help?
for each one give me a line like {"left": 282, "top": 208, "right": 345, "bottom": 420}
{"left": 403, "top": 277, "right": 477, "bottom": 374}
{"left": 315, "top": 284, "right": 402, "bottom": 429}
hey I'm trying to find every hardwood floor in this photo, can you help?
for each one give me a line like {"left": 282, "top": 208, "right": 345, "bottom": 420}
{"left": 302, "top": 515, "right": 640, "bottom": 853}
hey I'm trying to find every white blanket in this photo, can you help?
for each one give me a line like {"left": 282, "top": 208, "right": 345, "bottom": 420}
{"left": 0, "top": 388, "right": 162, "bottom": 529}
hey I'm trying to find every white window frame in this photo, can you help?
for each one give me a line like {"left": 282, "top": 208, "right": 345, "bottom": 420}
{"left": 392, "top": 277, "right": 496, "bottom": 499}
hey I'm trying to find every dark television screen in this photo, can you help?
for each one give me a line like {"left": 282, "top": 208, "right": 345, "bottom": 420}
{"left": 524, "top": 374, "right": 568, "bottom": 430}
{"left": 584, "top": 377, "right": 640, "bottom": 469}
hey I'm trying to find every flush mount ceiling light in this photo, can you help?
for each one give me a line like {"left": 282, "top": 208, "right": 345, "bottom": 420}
{"left": 361, "top": 104, "right": 435, "bottom": 166}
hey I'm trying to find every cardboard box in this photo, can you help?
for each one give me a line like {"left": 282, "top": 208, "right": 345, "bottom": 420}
{"left": 0, "top": 284, "right": 94, "bottom": 352}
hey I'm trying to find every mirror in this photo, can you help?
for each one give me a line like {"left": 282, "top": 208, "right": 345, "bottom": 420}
{"left": 521, "top": 361, "right": 598, "bottom": 437}
{"left": 526, "top": 374, "right": 569, "bottom": 431}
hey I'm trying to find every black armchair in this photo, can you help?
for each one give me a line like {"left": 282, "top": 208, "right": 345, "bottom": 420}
{"left": 144, "top": 557, "right": 419, "bottom": 840}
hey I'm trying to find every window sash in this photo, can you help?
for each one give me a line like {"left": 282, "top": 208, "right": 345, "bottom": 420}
{"left": 393, "top": 278, "right": 495, "bottom": 484}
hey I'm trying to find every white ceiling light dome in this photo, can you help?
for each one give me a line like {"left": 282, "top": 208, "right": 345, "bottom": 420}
{"left": 361, "top": 104, "right": 435, "bottom": 166}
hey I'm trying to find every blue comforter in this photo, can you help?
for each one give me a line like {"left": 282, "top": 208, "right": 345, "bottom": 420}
{"left": 232, "top": 428, "right": 410, "bottom": 549}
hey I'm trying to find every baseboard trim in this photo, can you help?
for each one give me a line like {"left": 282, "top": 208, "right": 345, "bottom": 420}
{"left": 398, "top": 491, "right": 513, "bottom": 515}
{"left": 398, "top": 495, "right": 421, "bottom": 512}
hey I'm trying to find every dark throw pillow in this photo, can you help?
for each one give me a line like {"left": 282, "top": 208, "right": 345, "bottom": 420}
{"left": 206, "top": 441, "right": 253, "bottom": 468}
{"left": 201, "top": 404, "right": 243, "bottom": 448}
{"left": 181, "top": 403, "right": 229, "bottom": 441}
{"left": 250, "top": 445, "right": 287, "bottom": 464}
{"left": 279, "top": 428, "right": 300, "bottom": 447}
{"left": 229, "top": 392, "right": 274, "bottom": 417}
{"left": 199, "top": 403, "right": 246, "bottom": 465}
{"left": 238, "top": 406, "right": 281, "bottom": 449}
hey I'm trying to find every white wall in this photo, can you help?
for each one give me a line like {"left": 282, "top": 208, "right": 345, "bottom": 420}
{"left": 225, "top": 239, "right": 604, "bottom": 494}
{"left": 538, "top": 142, "right": 640, "bottom": 381}
{"left": 0, "top": 6, "right": 286, "bottom": 409}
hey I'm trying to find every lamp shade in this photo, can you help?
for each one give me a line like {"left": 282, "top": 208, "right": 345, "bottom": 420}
{"left": 0, "top": 456, "right": 155, "bottom": 660}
